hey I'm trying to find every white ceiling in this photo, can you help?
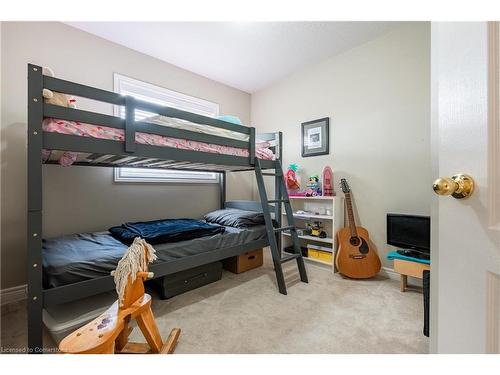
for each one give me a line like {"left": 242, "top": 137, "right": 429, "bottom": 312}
{"left": 67, "top": 22, "right": 401, "bottom": 93}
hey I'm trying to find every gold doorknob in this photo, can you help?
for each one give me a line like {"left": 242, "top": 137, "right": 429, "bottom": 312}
{"left": 432, "top": 173, "right": 475, "bottom": 199}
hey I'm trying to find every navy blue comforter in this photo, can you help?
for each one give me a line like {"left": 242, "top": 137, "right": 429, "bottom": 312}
{"left": 109, "top": 218, "right": 225, "bottom": 245}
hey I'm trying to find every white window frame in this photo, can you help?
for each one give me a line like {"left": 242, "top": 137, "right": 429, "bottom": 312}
{"left": 114, "top": 167, "right": 219, "bottom": 184}
{"left": 113, "top": 73, "right": 220, "bottom": 184}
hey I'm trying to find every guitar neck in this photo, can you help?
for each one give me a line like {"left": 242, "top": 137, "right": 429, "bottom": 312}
{"left": 345, "top": 192, "right": 358, "bottom": 237}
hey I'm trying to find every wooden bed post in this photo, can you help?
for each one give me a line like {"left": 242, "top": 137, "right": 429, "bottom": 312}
{"left": 27, "top": 64, "right": 44, "bottom": 353}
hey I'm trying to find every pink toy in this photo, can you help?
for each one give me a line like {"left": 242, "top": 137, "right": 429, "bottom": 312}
{"left": 322, "top": 166, "right": 334, "bottom": 196}
{"left": 286, "top": 163, "right": 301, "bottom": 195}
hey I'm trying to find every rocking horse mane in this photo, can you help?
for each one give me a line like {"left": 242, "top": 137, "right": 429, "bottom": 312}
{"left": 113, "top": 237, "right": 157, "bottom": 306}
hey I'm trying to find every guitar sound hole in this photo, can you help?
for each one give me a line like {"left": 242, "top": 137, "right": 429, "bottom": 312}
{"left": 349, "top": 237, "right": 360, "bottom": 246}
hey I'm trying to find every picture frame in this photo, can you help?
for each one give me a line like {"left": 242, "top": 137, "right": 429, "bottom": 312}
{"left": 301, "top": 117, "right": 330, "bottom": 157}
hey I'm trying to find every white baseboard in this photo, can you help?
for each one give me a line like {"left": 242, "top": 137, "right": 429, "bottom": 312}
{"left": 1, "top": 284, "right": 27, "bottom": 306}
{"left": 381, "top": 266, "right": 400, "bottom": 280}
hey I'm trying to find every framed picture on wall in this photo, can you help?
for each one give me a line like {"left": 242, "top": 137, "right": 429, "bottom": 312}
{"left": 301, "top": 117, "right": 330, "bottom": 157}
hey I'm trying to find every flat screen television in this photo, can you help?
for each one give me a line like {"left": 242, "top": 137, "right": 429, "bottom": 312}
{"left": 387, "top": 214, "right": 430, "bottom": 259}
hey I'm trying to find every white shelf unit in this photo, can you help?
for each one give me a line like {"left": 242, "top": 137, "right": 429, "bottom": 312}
{"left": 289, "top": 196, "right": 336, "bottom": 200}
{"left": 282, "top": 232, "right": 333, "bottom": 244}
{"left": 281, "top": 196, "right": 344, "bottom": 271}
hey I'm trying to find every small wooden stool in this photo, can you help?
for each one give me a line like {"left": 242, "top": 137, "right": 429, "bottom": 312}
{"left": 59, "top": 272, "right": 181, "bottom": 354}
{"left": 393, "top": 259, "right": 430, "bottom": 292}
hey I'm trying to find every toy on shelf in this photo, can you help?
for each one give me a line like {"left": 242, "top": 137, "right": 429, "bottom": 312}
{"left": 286, "top": 163, "right": 302, "bottom": 196}
{"left": 296, "top": 227, "right": 312, "bottom": 236}
{"left": 305, "top": 174, "right": 322, "bottom": 197}
{"left": 307, "top": 221, "right": 327, "bottom": 238}
{"left": 322, "top": 166, "right": 334, "bottom": 196}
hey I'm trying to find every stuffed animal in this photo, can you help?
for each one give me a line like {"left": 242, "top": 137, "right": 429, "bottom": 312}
{"left": 42, "top": 67, "right": 76, "bottom": 108}
{"left": 41, "top": 67, "right": 77, "bottom": 167}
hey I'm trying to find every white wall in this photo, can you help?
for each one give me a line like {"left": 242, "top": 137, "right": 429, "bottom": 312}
{"left": 251, "top": 23, "right": 431, "bottom": 268}
{"left": 0, "top": 22, "right": 253, "bottom": 289}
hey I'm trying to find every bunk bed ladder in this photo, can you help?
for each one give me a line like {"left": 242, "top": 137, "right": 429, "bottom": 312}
{"left": 255, "top": 159, "right": 308, "bottom": 295}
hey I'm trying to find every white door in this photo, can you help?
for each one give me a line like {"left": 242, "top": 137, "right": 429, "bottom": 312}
{"left": 431, "top": 22, "right": 500, "bottom": 353}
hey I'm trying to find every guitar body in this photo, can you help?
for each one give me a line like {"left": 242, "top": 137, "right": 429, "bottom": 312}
{"left": 336, "top": 226, "right": 381, "bottom": 279}
{"left": 336, "top": 178, "right": 381, "bottom": 279}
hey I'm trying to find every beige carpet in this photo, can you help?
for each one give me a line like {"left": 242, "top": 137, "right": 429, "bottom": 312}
{"left": 1, "top": 251, "right": 428, "bottom": 353}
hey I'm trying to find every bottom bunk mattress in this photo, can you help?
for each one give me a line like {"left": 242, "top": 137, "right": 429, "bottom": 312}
{"left": 42, "top": 224, "right": 267, "bottom": 288}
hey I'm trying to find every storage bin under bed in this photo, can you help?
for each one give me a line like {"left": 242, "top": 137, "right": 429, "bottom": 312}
{"left": 43, "top": 291, "right": 117, "bottom": 344}
{"left": 154, "top": 261, "right": 223, "bottom": 299}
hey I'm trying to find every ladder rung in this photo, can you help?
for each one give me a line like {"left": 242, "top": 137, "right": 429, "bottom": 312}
{"left": 268, "top": 199, "right": 289, "bottom": 203}
{"left": 274, "top": 225, "right": 295, "bottom": 232}
{"left": 255, "top": 160, "right": 309, "bottom": 294}
{"left": 280, "top": 254, "right": 301, "bottom": 263}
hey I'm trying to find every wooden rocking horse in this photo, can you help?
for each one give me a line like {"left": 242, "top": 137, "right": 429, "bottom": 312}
{"left": 59, "top": 238, "right": 181, "bottom": 354}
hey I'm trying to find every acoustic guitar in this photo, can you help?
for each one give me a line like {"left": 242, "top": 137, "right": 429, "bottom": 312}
{"left": 336, "top": 178, "right": 381, "bottom": 278}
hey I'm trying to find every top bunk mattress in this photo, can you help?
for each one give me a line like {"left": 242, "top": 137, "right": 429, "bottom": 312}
{"left": 42, "top": 224, "right": 267, "bottom": 288}
{"left": 146, "top": 115, "right": 249, "bottom": 141}
{"left": 42, "top": 116, "right": 276, "bottom": 166}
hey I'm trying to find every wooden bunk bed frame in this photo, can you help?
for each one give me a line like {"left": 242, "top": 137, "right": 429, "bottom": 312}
{"left": 26, "top": 63, "right": 289, "bottom": 352}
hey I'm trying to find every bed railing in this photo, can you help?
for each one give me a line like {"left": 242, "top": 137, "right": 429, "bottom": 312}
{"left": 257, "top": 131, "right": 282, "bottom": 161}
{"left": 31, "top": 64, "right": 281, "bottom": 169}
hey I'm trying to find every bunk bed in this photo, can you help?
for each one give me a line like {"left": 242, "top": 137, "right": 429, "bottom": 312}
{"left": 26, "top": 63, "right": 297, "bottom": 352}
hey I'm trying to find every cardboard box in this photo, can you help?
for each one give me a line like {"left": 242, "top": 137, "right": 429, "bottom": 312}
{"left": 223, "top": 249, "right": 263, "bottom": 274}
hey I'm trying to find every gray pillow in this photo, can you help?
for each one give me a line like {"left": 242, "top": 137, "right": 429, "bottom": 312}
{"left": 204, "top": 208, "right": 265, "bottom": 228}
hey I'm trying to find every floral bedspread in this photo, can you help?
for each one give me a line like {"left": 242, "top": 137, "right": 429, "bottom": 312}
{"left": 42, "top": 118, "right": 275, "bottom": 166}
